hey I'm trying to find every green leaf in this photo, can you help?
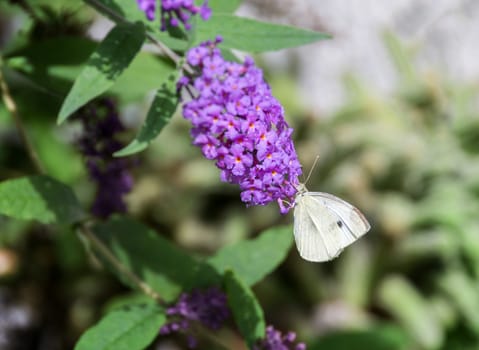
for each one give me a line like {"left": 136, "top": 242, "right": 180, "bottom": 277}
{"left": 336, "top": 241, "right": 374, "bottom": 307}
{"left": 92, "top": 216, "right": 220, "bottom": 302}
{"left": 224, "top": 270, "right": 265, "bottom": 348}
{"left": 208, "top": 226, "right": 293, "bottom": 286}
{"left": 377, "top": 275, "right": 443, "bottom": 349}
{"left": 110, "top": 54, "right": 175, "bottom": 102}
{"left": 75, "top": 304, "right": 166, "bottom": 350}
{"left": 5, "top": 37, "right": 96, "bottom": 95}
{"left": 105, "top": 293, "right": 156, "bottom": 314}
{"left": 437, "top": 270, "right": 479, "bottom": 333}
{"left": 7, "top": 36, "right": 175, "bottom": 102}
{"left": 205, "top": 0, "right": 242, "bottom": 13}
{"left": 195, "top": 14, "right": 331, "bottom": 52}
{"left": 58, "top": 22, "right": 146, "bottom": 123}
{"left": 220, "top": 48, "right": 241, "bottom": 63}
{"left": 309, "top": 325, "right": 410, "bottom": 350}
{"left": 114, "top": 72, "right": 179, "bottom": 156}
{"left": 0, "top": 176, "right": 84, "bottom": 224}
{"left": 6, "top": 36, "right": 96, "bottom": 66}
{"left": 31, "top": 123, "right": 84, "bottom": 183}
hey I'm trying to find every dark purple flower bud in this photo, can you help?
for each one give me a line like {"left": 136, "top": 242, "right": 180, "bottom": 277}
{"left": 159, "top": 287, "right": 230, "bottom": 348}
{"left": 177, "top": 76, "right": 190, "bottom": 93}
{"left": 137, "top": 0, "right": 212, "bottom": 31}
{"left": 254, "top": 325, "right": 307, "bottom": 350}
{"left": 180, "top": 39, "right": 302, "bottom": 213}
{"left": 74, "top": 99, "right": 135, "bottom": 218}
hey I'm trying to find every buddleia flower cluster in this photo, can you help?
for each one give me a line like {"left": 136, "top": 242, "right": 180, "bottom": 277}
{"left": 137, "top": 0, "right": 211, "bottom": 31}
{"left": 159, "top": 287, "right": 230, "bottom": 348}
{"left": 179, "top": 38, "right": 302, "bottom": 214}
{"left": 75, "top": 99, "right": 135, "bottom": 218}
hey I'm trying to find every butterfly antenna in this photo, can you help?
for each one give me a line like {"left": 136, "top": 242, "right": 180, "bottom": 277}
{"left": 304, "top": 155, "right": 320, "bottom": 186}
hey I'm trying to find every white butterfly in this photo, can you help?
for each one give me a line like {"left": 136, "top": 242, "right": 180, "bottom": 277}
{"left": 293, "top": 183, "right": 371, "bottom": 262}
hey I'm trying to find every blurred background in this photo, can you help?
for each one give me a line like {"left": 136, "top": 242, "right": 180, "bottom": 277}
{"left": 2, "top": 0, "right": 479, "bottom": 349}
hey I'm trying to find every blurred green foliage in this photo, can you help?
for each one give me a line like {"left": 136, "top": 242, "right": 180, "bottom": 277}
{"left": 309, "top": 325, "right": 410, "bottom": 350}
{"left": 285, "top": 33, "right": 479, "bottom": 350}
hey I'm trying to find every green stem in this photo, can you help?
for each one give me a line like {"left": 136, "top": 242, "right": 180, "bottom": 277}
{"left": 0, "top": 62, "right": 45, "bottom": 174}
{"left": 78, "top": 224, "right": 165, "bottom": 303}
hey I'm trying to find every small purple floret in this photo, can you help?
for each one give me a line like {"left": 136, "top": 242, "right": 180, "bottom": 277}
{"left": 180, "top": 39, "right": 302, "bottom": 213}
{"left": 137, "top": 0, "right": 156, "bottom": 20}
{"left": 254, "top": 325, "right": 307, "bottom": 350}
{"left": 136, "top": 0, "right": 211, "bottom": 31}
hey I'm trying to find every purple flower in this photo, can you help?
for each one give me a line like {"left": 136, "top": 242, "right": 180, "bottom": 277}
{"left": 180, "top": 38, "right": 302, "bottom": 213}
{"left": 159, "top": 287, "right": 306, "bottom": 349}
{"left": 137, "top": 0, "right": 156, "bottom": 20}
{"left": 160, "top": 287, "right": 229, "bottom": 348}
{"left": 136, "top": 0, "right": 211, "bottom": 31}
{"left": 74, "top": 99, "right": 135, "bottom": 218}
{"left": 254, "top": 325, "right": 307, "bottom": 350}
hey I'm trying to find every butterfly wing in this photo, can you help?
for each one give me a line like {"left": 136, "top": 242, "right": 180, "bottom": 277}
{"left": 294, "top": 194, "right": 345, "bottom": 262}
{"left": 311, "top": 192, "right": 370, "bottom": 246}
{"left": 293, "top": 192, "right": 370, "bottom": 262}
